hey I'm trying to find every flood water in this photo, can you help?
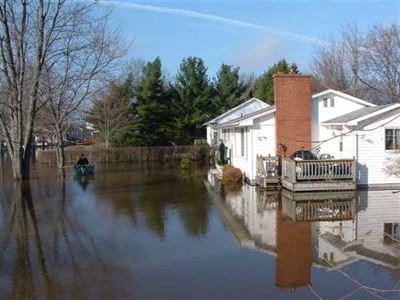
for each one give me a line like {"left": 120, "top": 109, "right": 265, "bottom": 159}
{"left": 0, "top": 156, "right": 399, "bottom": 299}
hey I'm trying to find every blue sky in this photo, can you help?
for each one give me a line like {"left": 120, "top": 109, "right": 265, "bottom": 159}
{"left": 108, "top": 1, "right": 400, "bottom": 77}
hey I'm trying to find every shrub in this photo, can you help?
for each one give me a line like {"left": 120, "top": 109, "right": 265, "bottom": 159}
{"left": 194, "top": 139, "right": 208, "bottom": 146}
{"left": 180, "top": 158, "right": 192, "bottom": 169}
{"left": 222, "top": 165, "right": 243, "bottom": 185}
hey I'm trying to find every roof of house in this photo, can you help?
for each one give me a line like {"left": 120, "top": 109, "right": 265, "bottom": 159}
{"left": 214, "top": 105, "right": 276, "bottom": 129}
{"left": 322, "top": 103, "right": 400, "bottom": 129}
{"left": 204, "top": 97, "right": 268, "bottom": 125}
{"left": 312, "top": 89, "right": 376, "bottom": 107}
{"left": 356, "top": 107, "right": 400, "bottom": 129}
{"left": 322, "top": 105, "right": 393, "bottom": 125}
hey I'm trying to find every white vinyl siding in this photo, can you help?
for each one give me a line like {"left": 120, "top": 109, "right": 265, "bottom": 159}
{"left": 357, "top": 116, "right": 400, "bottom": 185}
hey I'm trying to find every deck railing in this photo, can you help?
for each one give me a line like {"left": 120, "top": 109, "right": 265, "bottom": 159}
{"left": 256, "top": 155, "right": 278, "bottom": 177}
{"left": 282, "top": 158, "right": 357, "bottom": 182}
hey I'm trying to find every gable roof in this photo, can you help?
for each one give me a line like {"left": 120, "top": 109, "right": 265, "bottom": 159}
{"left": 312, "top": 89, "right": 376, "bottom": 108}
{"left": 204, "top": 97, "right": 268, "bottom": 125}
{"left": 357, "top": 107, "right": 400, "bottom": 129}
{"left": 214, "top": 105, "right": 276, "bottom": 129}
{"left": 323, "top": 104, "right": 400, "bottom": 126}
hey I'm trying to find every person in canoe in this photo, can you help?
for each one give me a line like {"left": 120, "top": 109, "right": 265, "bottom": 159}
{"left": 76, "top": 154, "right": 89, "bottom": 166}
{"left": 74, "top": 154, "right": 94, "bottom": 175}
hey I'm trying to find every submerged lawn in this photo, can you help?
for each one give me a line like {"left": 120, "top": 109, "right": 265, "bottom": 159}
{"left": 0, "top": 162, "right": 398, "bottom": 299}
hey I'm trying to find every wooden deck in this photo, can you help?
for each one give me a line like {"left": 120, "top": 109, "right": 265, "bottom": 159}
{"left": 255, "top": 155, "right": 280, "bottom": 190}
{"left": 281, "top": 158, "right": 357, "bottom": 192}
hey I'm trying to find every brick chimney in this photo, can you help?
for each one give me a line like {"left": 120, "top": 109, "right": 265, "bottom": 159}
{"left": 274, "top": 72, "right": 312, "bottom": 157}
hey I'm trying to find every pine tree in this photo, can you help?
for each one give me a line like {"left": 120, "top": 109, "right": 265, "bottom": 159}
{"left": 254, "top": 59, "right": 299, "bottom": 104}
{"left": 213, "top": 64, "right": 246, "bottom": 115}
{"left": 173, "top": 57, "right": 213, "bottom": 144}
{"left": 134, "top": 57, "right": 172, "bottom": 146}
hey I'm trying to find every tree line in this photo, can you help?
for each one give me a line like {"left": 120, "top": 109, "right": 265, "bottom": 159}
{"left": 88, "top": 57, "right": 299, "bottom": 147}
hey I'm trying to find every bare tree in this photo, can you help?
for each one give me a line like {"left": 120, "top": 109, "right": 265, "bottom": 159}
{"left": 0, "top": 0, "right": 67, "bottom": 179}
{"left": 356, "top": 24, "right": 400, "bottom": 103}
{"left": 0, "top": 1, "right": 123, "bottom": 179}
{"left": 311, "top": 36, "right": 353, "bottom": 93}
{"left": 40, "top": 4, "right": 127, "bottom": 169}
{"left": 87, "top": 81, "right": 131, "bottom": 149}
{"left": 311, "top": 23, "right": 400, "bottom": 103}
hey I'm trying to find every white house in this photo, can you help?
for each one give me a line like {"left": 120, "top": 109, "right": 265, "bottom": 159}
{"left": 206, "top": 74, "right": 400, "bottom": 188}
{"left": 313, "top": 90, "right": 400, "bottom": 187}
{"left": 205, "top": 98, "right": 276, "bottom": 182}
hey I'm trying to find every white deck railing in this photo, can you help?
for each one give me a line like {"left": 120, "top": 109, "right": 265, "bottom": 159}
{"left": 282, "top": 158, "right": 357, "bottom": 182}
{"left": 256, "top": 155, "right": 278, "bottom": 178}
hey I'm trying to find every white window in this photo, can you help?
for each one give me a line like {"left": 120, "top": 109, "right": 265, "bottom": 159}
{"left": 323, "top": 98, "right": 328, "bottom": 107}
{"left": 385, "top": 129, "right": 400, "bottom": 150}
{"left": 330, "top": 97, "right": 335, "bottom": 107}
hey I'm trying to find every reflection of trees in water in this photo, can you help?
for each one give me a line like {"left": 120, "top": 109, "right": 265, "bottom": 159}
{"left": 0, "top": 181, "right": 54, "bottom": 299}
{"left": 0, "top": 176, "right": 114, "bottom": 299}
{"left": 91, "top": 165, "right": 211, "bottom": 239}
{"left": 138, "top": 170, "right": 211, "bottom": 238}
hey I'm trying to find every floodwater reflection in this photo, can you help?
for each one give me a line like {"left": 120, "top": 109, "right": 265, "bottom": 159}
{"left": 0, "top": 162, "right": 398, "bottom": 299}
{"left": 207, "top": 171, "right": 400, "bottom": 298}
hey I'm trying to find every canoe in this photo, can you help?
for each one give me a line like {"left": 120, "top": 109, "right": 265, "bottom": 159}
{"left": 73, "top": 165, "right": 95, "bottom": 175}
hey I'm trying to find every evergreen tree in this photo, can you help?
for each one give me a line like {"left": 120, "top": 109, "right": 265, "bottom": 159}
{"left": 134, "top": 57, "right": 172, "bottom": 146}
{"left": 254, "top": 59, "right": 299, "bottom": 104}
{"left": 173, "top": 57, "right": 212, "bottom": 144}
{"left": 213, "top": 64, "right": 246, "bottom": 115}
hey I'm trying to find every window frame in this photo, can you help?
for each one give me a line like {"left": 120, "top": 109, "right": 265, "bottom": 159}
{"left": 385, "top": 128, "right": 400, "bottom": 151}
{"left": 323, "top": 98, "right": 328, "bottom": 108}
{"left": 330, "top": 97, "right": 335, "bottom": 107}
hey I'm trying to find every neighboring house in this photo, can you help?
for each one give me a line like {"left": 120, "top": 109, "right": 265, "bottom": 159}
{"left": 34, "top": 122, "right": 97, "bottom": 146}
{"left": 206, "top": 73, "right": 400, "bottom": 188}
{"left": 205, "top": 97, "right": 272, "bottom": 146}
{"left": 205, "top": 98, "right": 276, "bottom": 182}
{"left": 66, "top": 122, "right": 97, "bottom": 142}
{"left": 316, "top": 97, "right": 400, "bottom": 187}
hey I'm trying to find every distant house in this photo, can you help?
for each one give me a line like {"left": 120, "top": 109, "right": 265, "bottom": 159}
{"left": 34, "top": 122, "right": 97, "bottom": 147}
{"left": 66, "top": 122, "right": 97, "bottom": 142}
{"left": 206, "top": 73, "right": 400, "bottom": 188}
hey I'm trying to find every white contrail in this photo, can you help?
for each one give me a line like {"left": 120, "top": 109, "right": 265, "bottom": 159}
{"left": 104, "top": 1, "right": 322, "bottom": 44}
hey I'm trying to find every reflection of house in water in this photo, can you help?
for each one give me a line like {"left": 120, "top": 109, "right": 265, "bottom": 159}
{"left": 206, "top": 172, "right": 400, "bottom": 290}
{"left": 355, "top": 189, "right": 400, "bottom": 268}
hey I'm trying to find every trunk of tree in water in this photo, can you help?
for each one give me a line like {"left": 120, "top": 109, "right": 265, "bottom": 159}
{"left": 11, "top": 145, "right": 32, "bottom": 180}
{"left": 105, "top": 139, "right": 110, "bottom": 163}
{"left": 55, "top": 128, "right": 65, "bottom": 169}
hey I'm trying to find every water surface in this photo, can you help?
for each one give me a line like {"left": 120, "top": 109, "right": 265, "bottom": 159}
{"left": 0, "top": 158, "right": 399, "bottom": 299}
